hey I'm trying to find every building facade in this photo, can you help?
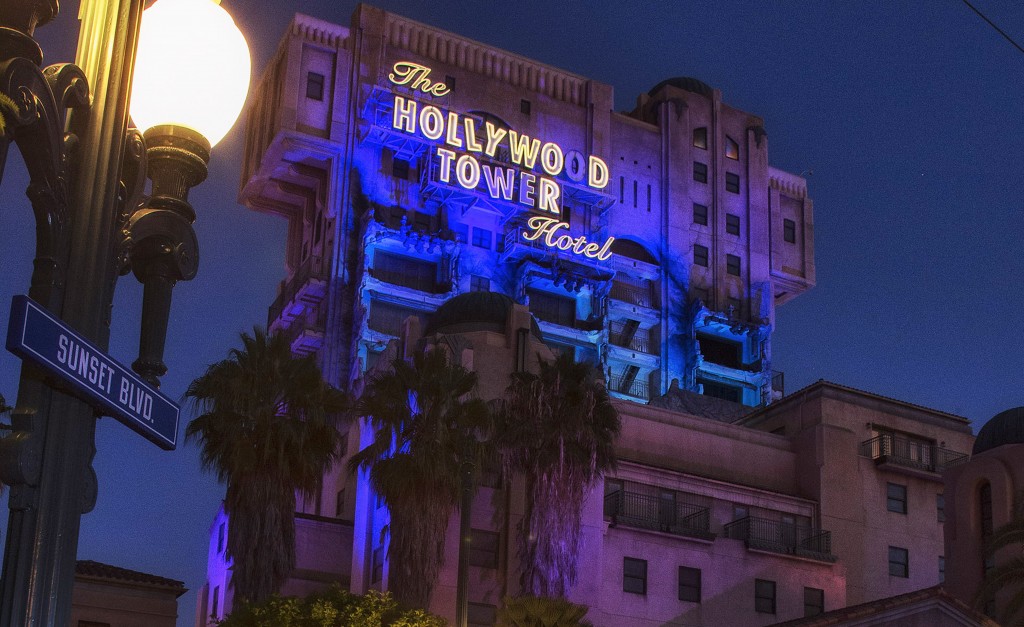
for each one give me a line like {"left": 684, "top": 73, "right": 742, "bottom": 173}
{"left": 199, "top": 5, "right": 1003, "bottom": 626}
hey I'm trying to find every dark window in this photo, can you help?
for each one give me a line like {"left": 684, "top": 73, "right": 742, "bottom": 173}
{"left": 725, "top": 172, "right": 740, "bottom": 193}
{"left": 783, "top": 218, "right": 797, "bottom": 243}
{"left": 211, "top": 585, "right": 220, "bottom": 617}
{"left": 633, "top": 180, "right": 638, "bottom": 208}
{"left": 413, "top": 212, "right": 432, "bottom": 233}
{"left": 693, "top": 203, "right": 708, "bottom": 225}
{"left": 725, "top": 136, "right": 739, "bottom": 160}
{"left": 217, "top": 523, "right": 225, "bottom": 553}
{"left": 623, "top": 557, "right": 647, "bottom": 594}
{"left": 889, "top": 546, "right": 909, "bottom": 578}
{"left": 470, "top": 275, "right": 490, "bottom": 292}
{"left": 619, "top": 176, "right": 624, "bottom": 203}
{"left": 678, "top": 566, "right": 701, "bottom": 603}
{"left": 528, "top": 289, "right": 576, "bottom": 327}
{"left": 693, "top": 162, "right": 708, "bottom": 184}
{"left": 453, "top": 225, "right": 468, "bottom": 243}
{"left": 701, "top": 378, "right": 741, "bottom": 403}
{"left": 887, "top": 483, "right": 907, "bottom": 514}
{"left": 392, "top": 157, "right": 410, "bottom": 180}
{"left": 372, "top": 546, "right": 384, "bottom": 583}
{"left": 694, "top": 245, "right": 709, "bottom": 268}
{"left": 469, "top": 529, "right": 499, "bottom": 568}
{"left": 604, "top": 478, "right": 623, "bottom": 518}
{"left": 335, "top": 489, "right": 345, "bottom": 518}
{"left": 471, "top": 227, "right": 492, "bottom": 250}
{"left": 804, "top": 587, "right": 824, "bottom": 617}
{"left": 445, "top": 75, "right": 456, "bottom": 91}
{"left": 939, "top": 556, "right": 945, "bottom": 583}
{"left": 726, "top": 214, "right": 740, "bottom": 236}
{"left": 647, "top": 184, "right": 652, "bottom": 212}
{"left": 306, "top": 71, "right": 325, "bottom": 100}
{"left": 726, "top": 254, "right": 741, "bottom": 276}
{"left": 693, "top": 287, "right": 710, "bottom": 305}
{"left": 468, "top": 603, "right": 497, "bottom": 627}
{"left": 520, "top": 99, "right": 531, "bottom": 115}
{"left": 693, "top": 127, "right": 708, "bottom": 149}
{"left": 937, "top": 493, "right": 945, "bottom": 523}
{"left": 733, "top": 505, "right": 749, "bottom": 521}
{"left": 755, "top": 579, "right": 776, "bottom": 614}
{"left": 78, "top": 622, "right": 112, "bottom": 627}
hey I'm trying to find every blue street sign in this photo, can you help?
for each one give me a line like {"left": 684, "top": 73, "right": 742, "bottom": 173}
{"left": 5, "top": 295, "right": 179, "bottom": 450}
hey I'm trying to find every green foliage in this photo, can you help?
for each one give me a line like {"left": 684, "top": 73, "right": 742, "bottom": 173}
{"left": 216, "top": 588, "right": 446, "bottom": 627}
{"left": 497, "top": 595, "right": 592, "bottom": 627}
{"left": 186, "top": 328, "right": 349, "bottom": 604}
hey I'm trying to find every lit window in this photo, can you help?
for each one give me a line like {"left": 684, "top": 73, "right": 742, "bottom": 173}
{"left": 520, "top": 99, "right": 531, "bottom": 115}
{"left": 392, "top": 158, "right": 410, "bottom": 180}
{"left": 887, "top": 483, "right": 907, "bottom": 514}
{"left": 784, "top": 218, "right": 797, "bottom": 243}
{"left": 726, "top": 214, "right": 740, "bottom": 236}
{"left": 693, "top": 162, "right": 708, "bottom": 184}
{"left": 726, "top": 172, "right": 740, "bottom": 193}
{"left": 472, "top": 227, "right": 492, "bottom": 250}
{"left": 693, "top": 203, "right": 708, "bottom": 226}
{"left": 725, "top": 136, "right": 739, "bottom": 160}
{"left": 678, "top": 566, "right": 701, "bottom": 603}
{"left": 306, "top": 71, "right": 325, "bottom": 100}
{"left": 470, "top": 275, "right": 490, "bottom": 292}
{"left": 693, "top": 127, "right": 708, "bottom": 149}
{"left": 726, "top": 254, "right": 741, "bottom": 276}
{"left": 755, "top": 579, "right": 776, "bottom": 614}
{"left": 937, "top": 493, "right": 945, "bottom": 523}
{"left": 889, "top": 546, "right": 909, "bottom": 577}
{"left": 468, "top": 603, "right": 496, "bottom": 627}
{"left": 694, "top": 245, "right": 709, "bottom": 268}
{"left": 469, "top": 529, "right": 499, "bottom": 569}
{"left": 623, "top": 557, "right": 647, "bottom": 594}
{"left": 804, "top": 587, "right": 824, "bottom": 617}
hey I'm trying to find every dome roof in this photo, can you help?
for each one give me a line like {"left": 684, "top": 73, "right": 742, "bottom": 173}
{"left": 973, "top": 406, "right": 1024, "bottom": 455}
{"left": 424, "top": 292, "right": 541, "bottom": 338}
{"left": 648, "top": 76, "right": 714, "bottom": 98}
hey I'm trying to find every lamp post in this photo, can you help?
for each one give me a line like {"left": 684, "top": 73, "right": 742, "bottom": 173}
{"left": 0, "top": 1, "right": 249, "bottom": 625}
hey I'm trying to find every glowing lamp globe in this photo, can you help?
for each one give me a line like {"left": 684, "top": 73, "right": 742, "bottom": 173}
{"left": 130, "top": 0, "right": 250, "bottom": 147}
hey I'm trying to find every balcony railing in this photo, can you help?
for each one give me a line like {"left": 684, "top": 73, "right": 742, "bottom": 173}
{"left": 609, "top": 280, "right": 655, "bottom": 308}
{"left": 604, "top": 491, "right": 712, "bottom": 540}
{"left": 608, "top": 374, "right": 650, "bottom": 400}
{"left": 724, "top": 516, "right": 835, "bottom": 562}
{"left": 609, "top": 322, "right": 658, "bottom": 355}
{"left": 368, "top": 263, "right": 448, "bottom": 294}
{"left": 278, "top": 304, "right": 327, "bottom": 356}
{"left": 860, "top": 434, "right": 969, "bottom": 473}
{"left": 268, "top": 255, "right": 328, "bottom": 327}
{"left": 367, "top": 304, "right": 424, "bottom": 337}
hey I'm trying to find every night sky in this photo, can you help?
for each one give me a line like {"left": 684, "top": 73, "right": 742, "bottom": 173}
{"left": 0, "top": 1, "right": 1021, "bottom": 624}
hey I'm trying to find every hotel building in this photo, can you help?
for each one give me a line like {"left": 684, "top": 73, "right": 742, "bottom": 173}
{"left": 197, "top": 5, "right": 1013, "bottom": 626}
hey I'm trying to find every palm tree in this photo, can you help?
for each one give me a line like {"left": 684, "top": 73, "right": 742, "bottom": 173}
{"left": 186, "top": 327, "right": 347, "bottom": 605}
{"left": 975, "top": 516, "right": 1024, "bottom": 626}
{"left": 499, "top": 353, "right": 620, "bottom": 597}
{"left": 348, "top": 347, "right": 490, "bottom": 609}
{"left": 497, "top": 595, "right": 593, "bottom": 627}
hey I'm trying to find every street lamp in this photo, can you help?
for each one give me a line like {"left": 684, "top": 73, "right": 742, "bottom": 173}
{"left": 0, "top": 0, "right": 249, "bottom": 624}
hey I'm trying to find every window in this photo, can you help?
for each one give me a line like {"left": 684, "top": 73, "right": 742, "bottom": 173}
{"left": 693, "top": 162, "right": 708, "bottom": 184}
{"left": 306, "top": 71, "right": 325, "bottom": 100}
{"left": 726, "top": 254, "right": 741, "bottom": 276}
{"left": 604, "top": 478, "right": 623, "bottom": 518}
{"left": 693, "top": 203, "right": 708, "bottom": 225}
{"left": 217, "top": 523, "right": 225, "bottom": 553}
{"left": 939, "top": 556, "right": 945, "bottom": 583}
{"left": 889, "top": 546, "right": 909, "bottom": 577}
{"left": 471, "top": 227, "right": 492, "bottom": 250}
{"left": 392, "top": 157, "right": 410, "bottom": 180}
{"left": 727, "top": 297, "right": 742, "bottom": 317}
{"left": 619, "top": 176, "right": 624, "bottom": 203}
{"left": 887, "top": 483, "right": 907, "bottom": 514}
{"left": 783, "top": 218, "right": 796, "bottom": 243}
{"left": 937, "top": 493, "right": 945, "bottom": 523}
{"left": 678, "top": 566, "right": 701, "bottom": 603}
{"left": 647, "top": 184, "right": 652, "bottom": 212}
{"left": 520, "top": 99, "right": 531, "bottom": 115}
{"left": 693, "top": 127, "right": 707, "bottom": 149}
{"left": 335, "top": 489, "right": 345, "bottom": 518}
{"left": 469, "top": 529, "right": 499, "bottom": 569}
{"left": 372, "top": 546, "right": 384, "bottom": 583}
{"left": 726, "top": 213, "right": 740, "bottom": 236}
{"left": 804, "top": 587, "right": 824, "bottom": 617}
{"left": 755, "top": 579, "right": 776, "bottom": 614}
{"left": 733, "top": 505, "right": 749, "bottom": 521}
{"left": 694, "top": 245, "right": 709, "bottom": 268}
{"left": 468, "top": 603, "right": 497, "bottom": 627}
{"left": 692, "top": 287, "right": 710, "bottom": 304}
{"left": 725, "top": 136, "right": 739, "bottom": 160}
{"left": 445, "top": 75, "right": 456, "bottom": 90}
{"left": 211, "top": 585, "right": 220, "bottom": 617}
{"left": 470, "top": 275, "right": 490, "bottom": 292}
{"left": 623, "top": 557, "right": 647, "bottom": 594}
{"left": 632, "top": 180, "right": 638, "bottom": 208}
{"left": 725, "top": 172, "right": 740, "bottom": 193}
{"left": 78, "top": 622, "right": 111, "bottom": 627}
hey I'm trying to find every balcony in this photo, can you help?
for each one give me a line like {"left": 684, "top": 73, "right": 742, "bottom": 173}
{"left": 608, "top": 374, "right": 650, "bottom": 401}
{"left": 268, "top": 255, "right": 329, "bottom": 328}
{"left": 860, "top": 434, "right": 969, "bottom": 475}
{"left": 367, "top": 302, "right": 426, "bottom": 338}
{"left": 278, "top": 304, "right": 327, "bottom": 357}
{"left": 604, "top": 491, "right": 713, "bottom": 540}
{"left": 368, "top": 253, "right": 449, "bottom": 295}
{"left": 724, "top": 516, "right": 836, "bottom": 563}
{"left": 609, "top": 279, "right": 655, "bottom": 309}
{"left": 609, "top": 322, "right": 658, "bottom": 356}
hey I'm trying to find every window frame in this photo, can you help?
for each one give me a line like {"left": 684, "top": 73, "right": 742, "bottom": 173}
{"left": 694, "top": 244, "right": 709, "bottom": 268}
{"left": 726, "top": 213, "right": 740, "bottom": 236}
{"left": 678, "top": 566, "right": 701, "bottom": 603}
{"left": 693, "top": 127, "right": 708, "bottom": 149}
{"left": 804, "top": 587, "right": 824, "bottom": 617}
{"left": 887, "top": 482, "right": 907, "bottom": 514}
{"left": 623, "top": 557, "right": 648, "bottom": 595}
{"left": 693, "top": 203, "right": 709, "bottom": 226}
{"left": 471, "top": 227, "right": 492, "bottom": 250}
{"left": 468, "top": 529, "right": 500, "bottom": 569}
{"left": 725, "top": 136, "right": 740, "bottom": 160}
{"left": 783, "top": 218, "right": 797, "bottom": 243}
{"left": 306, "top": 71, "right": 325, "bottom": 101}
{"left": 725, "top": 172, "right": 740, "bottom": 193}
{"left": 889, "top": 545, "right": 909, "bottom": 578}
{"left": 693, "top": 162, "right": 708, "bottom": 184}
{"left": 726, "top": 254, "right": 741, "bottom": 276}
{"left": 755, "top": 579, "right": 776, "bottom": 614}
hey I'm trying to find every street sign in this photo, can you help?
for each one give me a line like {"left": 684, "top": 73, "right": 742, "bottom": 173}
{"left": 5, "top": 295, "right": 179, "bottom": 450}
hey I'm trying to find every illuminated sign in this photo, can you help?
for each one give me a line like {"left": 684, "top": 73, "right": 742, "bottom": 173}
{"left": 386, "top": 62, "right": 616, "bottom": 260}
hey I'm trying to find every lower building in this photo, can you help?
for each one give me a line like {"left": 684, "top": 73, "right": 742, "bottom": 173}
{"left": 72, "top": 560, "right": 186, "bottom": 627}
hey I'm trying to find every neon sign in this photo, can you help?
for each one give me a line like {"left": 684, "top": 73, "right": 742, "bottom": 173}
{"left": 386, "top": 61, "right": 615, "bottom": 260}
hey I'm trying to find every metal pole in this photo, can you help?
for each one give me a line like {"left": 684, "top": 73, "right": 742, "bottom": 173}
{"left": 0, "top": 0, "right": 144, "bottom": 624}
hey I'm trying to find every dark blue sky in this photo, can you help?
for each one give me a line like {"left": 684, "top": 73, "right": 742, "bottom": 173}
{"left": 0, "top": 1, "right": 1020, "bottom": 624}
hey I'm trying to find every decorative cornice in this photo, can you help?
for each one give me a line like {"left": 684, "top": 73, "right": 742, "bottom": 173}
{"left": 293, "top": 13, "right": 349, "bottom": 47}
